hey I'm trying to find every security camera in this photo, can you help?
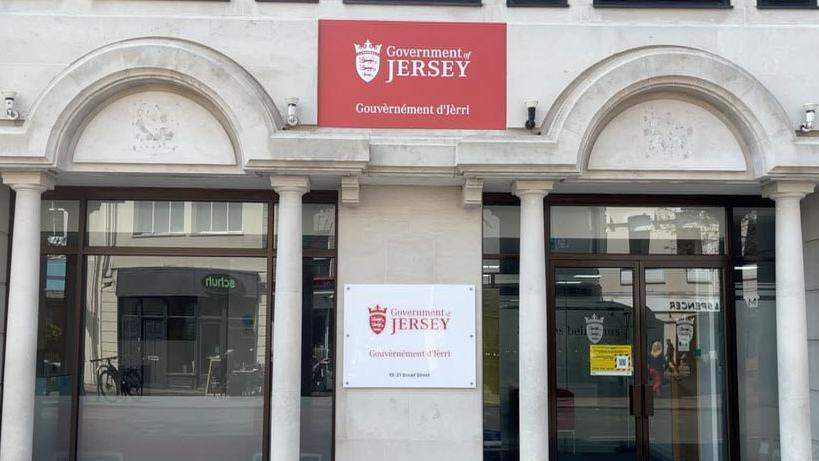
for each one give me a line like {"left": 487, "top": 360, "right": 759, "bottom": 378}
{"left": 2, "top": 90, "right": 19, "bottom": 121}
{"left": 286, "top": 97, "right": 299, "bottom": 127}
{"left": 525, "top": 99, "right": 538, "bottom": 130}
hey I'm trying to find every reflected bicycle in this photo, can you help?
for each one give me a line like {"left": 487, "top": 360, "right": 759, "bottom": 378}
{"left": 90, "top": 356, "right": 143, "bottom": 400}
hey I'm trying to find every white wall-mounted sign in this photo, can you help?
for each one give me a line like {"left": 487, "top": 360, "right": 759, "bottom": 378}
{"left": 343, "top": 284, "right": 476, "bottom": 388}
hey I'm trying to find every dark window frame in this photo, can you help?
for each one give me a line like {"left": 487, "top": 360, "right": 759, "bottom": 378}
{"left": 481, "top": 193, "right": 774, "bottom": 461}
{"left": 256, "top": 0, "right": 320, "bottom": 4}
{"left": 507, "top": 0, "right": 569, "bottom": 7}
{"left": 36, "top": 186, "right": 338, "bottom": 461}
{"left": 756, "top": 0, "right": 817, "bottom": 8}
{"left": 342, "top": 0, "right": 482, "bottom": 6}
{"left": 593, "top": 0, "right": 731, "bottom": 8}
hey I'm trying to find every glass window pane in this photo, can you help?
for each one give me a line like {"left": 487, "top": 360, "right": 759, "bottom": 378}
{"left": 302, "top": 204, "right": 336, "bottom": 250}
{"left": 78, "top": 256, "right": 268, "bottom": 461}
{"left": 40, "top": 200, "right": 80, "bottom": 248}
{"left": 192, "top": 202, "right": 211, "bottom": 233}
{"left": 212, "top": 202, "right": 228, "bottom": 233}
{"left": 171, "top": 202, "right": 185, "bottom": 234}
{"left": 229, "top": 202, "right": 243, "bottom": 233}
{"left": 301, "top": 257, "right": 336, "bottom": 461}
{"left": 87, "top": 200, "right": 267, "bottom": 248}
{"left": 550, "top": 206, "right": 725, "bottom": 255}
{"left": 154, "top": 201, "right": 171, "bottom": 233}
{"left": 483, "top": 206, "right": 520, "bottom": 254}
{"left": 133, "top": 201, "right": 153, "bottom": 235}
{"left": 555, "top": 267, "right": 636, "bottom": 459}
{"left": 644, "top": 268, "right": 727, "bottom": 461}
{"left": 733, "top": 207, "right": 775, "bottom": 259}
{"left": 33, "top": 255, "right": 77, "bottom": 461}
{"left": 482, "top": 257, "right": 519, "bottom": 460}
{"left": 735, "top": 261, "right": 780, "bottom": 460}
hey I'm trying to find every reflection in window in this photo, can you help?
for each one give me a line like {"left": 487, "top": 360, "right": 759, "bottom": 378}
{"left": 41, "top": 200, "right": 80, "bottom": 248}
{"left": 643, "top": 268, "right": 727, "bottom": 461}
{"left": 78, "top": 256, "right": 268, "bottom": 461}
{"left": 34, "top": 255, "right": 76, "bottom": 461}
{"left": 734, "top": 208, "right": 775, "bottom": 259}
{"left": 134, "top": 201, "right": 185, "bottom": 235}
{"left": 193, "top": 202, "right": 243, "bottom": 234}
{"left": 275, "top": 203, "right": 336, "bottom": 250}
{"left": 733, "top": 207, "right": 779, "bottom": 461}
{"left": 301, "top": 257, "right": 336, "bottom": 461}
{"left": 483, "top": 206, "right": 520, "bottom": 254}
{"left": 87, "top": 200, "right": 267, "bottom": 248}
{"left": 483, "top": 257, "right": 520, "bottom": 461}
{"left": 550, "top": 206, "right": 725, "bottom": 255}
{"left": 554, "top": 268, "right": 636, "bottom": 460}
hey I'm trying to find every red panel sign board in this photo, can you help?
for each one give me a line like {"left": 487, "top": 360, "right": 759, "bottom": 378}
{"left": 318, "top": 20, "right": 507, "bottom": 130}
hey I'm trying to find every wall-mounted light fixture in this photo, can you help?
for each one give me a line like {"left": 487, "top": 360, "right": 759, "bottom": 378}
{"left": 286, "top": 97, "right": 299, "bottom": 127}
{"left": 801, "top": 103, "right": 817, "bottom": 133}
{"left": 525, "top": 99, "right": 538, "bottom": 130}
{"left": 2, "top": 90, "right": 19, "bottom": 121}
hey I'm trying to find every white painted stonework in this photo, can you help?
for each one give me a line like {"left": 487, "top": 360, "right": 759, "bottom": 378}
{"left": 73, "top": 90, "right": 235, "bottom": 165}
{"left": 0, "top": 1, "right": 819, "bottom": 460}
{"left": 589, "top": 99, "right": 747, "bottom": 172}
{"left": 336, "top": 186, "right": 482, "bottom": 461}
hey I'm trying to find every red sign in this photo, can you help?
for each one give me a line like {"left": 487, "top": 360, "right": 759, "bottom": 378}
{"left": 318, "top": 20, "right": 506, "bottom": 129}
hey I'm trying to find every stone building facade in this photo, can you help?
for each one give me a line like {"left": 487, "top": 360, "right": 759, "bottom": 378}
{"left": 0, "top": 1, "right": 818, "bottom": 461}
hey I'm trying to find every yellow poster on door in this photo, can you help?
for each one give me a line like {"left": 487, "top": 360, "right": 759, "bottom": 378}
{"left": 590, "top": 344, "right": 633, "bottom": 376}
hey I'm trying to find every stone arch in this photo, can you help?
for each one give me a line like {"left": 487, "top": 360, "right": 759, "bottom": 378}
{"left": 10, "top": 37, "right": 282, "bottom": 171}
{"left": 541, "top": 46, "right": 795, "bottom": 179}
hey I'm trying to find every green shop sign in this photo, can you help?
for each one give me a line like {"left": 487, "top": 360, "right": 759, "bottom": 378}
{"left": 202, "top": 273, "right": 240, "bottom": 292}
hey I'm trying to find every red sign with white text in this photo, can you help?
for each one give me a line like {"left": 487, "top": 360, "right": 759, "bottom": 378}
{"left": 318, "top": 20, "right": 506, "bottom": 129}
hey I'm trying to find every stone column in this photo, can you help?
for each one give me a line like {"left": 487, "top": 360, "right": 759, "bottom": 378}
{"left": 0, "top": 185, "right": 11, "bottom": 405}
{"left": 513, "top": 180, "right": 554, "bottom": 461}
{"left": 762, "top": 180, "right": 815, "bottom": 461}
{"left": 269, "top": 175, "right": 309, "bottom": 461}
{"left": 0, "top": 171, "right": 55, "bottom": 461}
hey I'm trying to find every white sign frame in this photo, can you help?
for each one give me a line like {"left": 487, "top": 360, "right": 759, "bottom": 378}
{"left": 342, "top": 284, "right": 476, "bottom": 388}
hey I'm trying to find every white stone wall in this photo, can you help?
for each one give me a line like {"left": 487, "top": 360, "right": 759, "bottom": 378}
{"left": 0, "top": 185, "right": 9, "bottom": 394}
{"left": 336, "top": 186, "right": 482, "bottom": 461}
{"left": 802, "top": 193, "right": 819, "bottom": 460}
{"left": 0, "top": 1, "right": 818, "bottom": 132}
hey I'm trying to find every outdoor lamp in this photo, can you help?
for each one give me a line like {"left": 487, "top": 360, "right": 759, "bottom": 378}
{"left": 801, "top": 103, "right": 817, "bottom": 132}
{"left": 286, "top": 97, "right": 299, "bottom": 127}
{"left": 2, "top": 90, "right": 19, "bottom": 120}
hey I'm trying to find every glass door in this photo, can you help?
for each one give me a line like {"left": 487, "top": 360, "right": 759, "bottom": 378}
{"left": 641, "top": 266, "right": 728, "bottom": 461}
{"left": 553, "top": 263, "right": 729, "bottom": 461}
{"left": 554, "top": 265, "right": 639, "bottom": 461}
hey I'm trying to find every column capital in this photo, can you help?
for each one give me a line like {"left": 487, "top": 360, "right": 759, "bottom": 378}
{"left": 270, "top": 175, "right": 310, "bottom": 195}
{"left": 513, "top": 180, "right": 555, "bottom": 198}
{"left": 761, "top": 180, "right": 816, "bottom": 200}
{"left": 1, "top": 170, "right": 55, "bottom": 192}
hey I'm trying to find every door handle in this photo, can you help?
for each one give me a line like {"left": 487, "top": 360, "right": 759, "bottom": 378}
{"left": 644, "top": 384, "right": 655, "bottom": 417}
{"left": 629, "top": 384, "right": 642, "bottom": 417}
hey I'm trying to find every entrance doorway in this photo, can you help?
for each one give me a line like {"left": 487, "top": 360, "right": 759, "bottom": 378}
{"left": 551, "top": 261, "right": 728, "bottom": 461}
